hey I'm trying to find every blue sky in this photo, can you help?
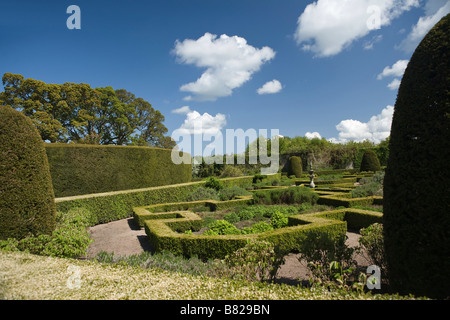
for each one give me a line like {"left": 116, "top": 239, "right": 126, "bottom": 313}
{"left": 1, "top": 0, "right": 449, "bottom": 154}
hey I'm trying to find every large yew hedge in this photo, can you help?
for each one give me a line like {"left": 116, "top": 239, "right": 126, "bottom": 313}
{"left": 383, "top": 14, "right": 450, "bottom": 299}
{"left": 0, "top": 106, "right": 56, "bottom": 240}
{"left": 45, "top": 144, "right": 192, "bottom": 197}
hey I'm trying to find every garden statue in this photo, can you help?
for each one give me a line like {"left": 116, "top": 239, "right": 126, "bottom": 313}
{"left": 309, "top": 161, "right": 315, "bottom": 188}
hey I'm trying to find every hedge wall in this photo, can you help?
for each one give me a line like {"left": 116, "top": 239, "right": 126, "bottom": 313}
{"left": 45, "top": 144, "right": 192, "bottom": 197}
{"left": 55, "top": 176, "right": 257, "bottom": 226}
{"left": 141, "top": 207, "right": 382, "bottom": 260}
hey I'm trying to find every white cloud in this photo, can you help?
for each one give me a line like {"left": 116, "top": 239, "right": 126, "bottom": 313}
{"left": 294, "top": 0, "right": 419, "bottom": 57}
{"left": 377, "top": 59, "right": 409, "bottom": 79}
{"left": 175, "top": 109, "right": 226, "bottom": 135}
{"left": 397, "top": 1, "right": 450, "bottom": 52}
{"left": 387, "top": 78, "right": 402, "bottom": 90}
{"left": 171, "top": 106, "right": 192, "bottom": 114}
{"left": 305, "top": 132, "right": 322, "bottom": 139}
{"left": 363, "top": 34, "right": 383, "bottom": 50}
{"left": 173, "top": 33, "right": 276, "bottom": 101}
{"left": 329, "top": 105, "right": 394, "bottom": 144}
{"left": 257, "top": 79, "right": 283, "bottom": 95}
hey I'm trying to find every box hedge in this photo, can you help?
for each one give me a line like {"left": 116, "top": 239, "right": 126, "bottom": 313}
{"left": 141, "top": 207, "right": 382, "bottom": 260}
{"left": 45, "top": 144, "right": 192, "bottom": 197}
{"left": 55, "top": 176, "right": 259, "bottom": 226}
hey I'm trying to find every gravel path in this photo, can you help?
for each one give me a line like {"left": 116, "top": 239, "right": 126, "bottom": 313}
{"left": 86, "top": 218, "right": 370, "bottom": 285}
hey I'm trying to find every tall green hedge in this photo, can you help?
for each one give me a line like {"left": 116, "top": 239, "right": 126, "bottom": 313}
{"left": 45, "top": 144, "right": 192, "bottom": 197}
{"left": 0, "top": 106, "right": 56, "bottom": 240}
{"left": 288, "top": 156, "right": 303, "bottom": 178}
{"left": 360, "top": 150, "right": 381, "bottom": 172}
{"left": 383, "top": 14, "right": 450, "bottom": 299}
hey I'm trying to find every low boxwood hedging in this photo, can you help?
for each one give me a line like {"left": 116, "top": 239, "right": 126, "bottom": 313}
{"left": 317, "top": 192, "right": 383, "bottom": 208}
{"left": 55, "top": 176, "right": 261, "bottom": 226}
{"left": 140, "top": 206, "right": 382, "bottom": 260}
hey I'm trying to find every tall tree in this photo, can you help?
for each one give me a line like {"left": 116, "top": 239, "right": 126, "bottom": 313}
{"left": 0, "top": 73, "right": 174, "bottom": 148}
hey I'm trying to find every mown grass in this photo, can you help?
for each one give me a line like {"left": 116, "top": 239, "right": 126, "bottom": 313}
{"left": 0, "top": 251, "right": 427, "bottom": 300}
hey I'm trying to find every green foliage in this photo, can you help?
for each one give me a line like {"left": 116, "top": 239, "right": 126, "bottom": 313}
{"left": 359, "top": 150, "right": 381, "bottom": 172}
{"left": 0, "top": 207, "right": 94, "bottom": 258}
{"left": 186, "top": 187, "right": 219, "bottom": 202}
{"left": 218, "top": 185, "right": 251, "bottom": 201}
{"left": 205, "top": 176, "right": 224, "bottom": 191}
{"left": 0, "top": 106, "right": 56, "bottom": 240}
{"left": 203, "top": 220, "right": 242, "bottom": 235}
{"left": 270, "top": 211, "right": 289, "bottom": 229}
{"left": 46, "top": 144, "right": 192, "bottom": 197}
{"left": 223, "top": 240, "right": 284, "bottom": 282}
{"left": 242, "top": 222, "right": 273, "bottom": 234}
{"left": 383, "top": 14, "right": 450, "bottom": 299}
{"left": 351, "top": 171, "right": 384, "bottom": 198}
{"left": 288, "top": 156, "right": 303, "bottom": 178}
{"left": 220, "top": 165, "right": 243, "bottom": 178}
{"left": 298, "top": 232, "right": 358, "bottom": 289}
{"left": 0, "top": 74, "right": 174, "bottom": 147}
{"left": 359, "top": 223, "right": 386, "bottom": 275}
{"left": 253, "top": 186, "right": 319, "bottom": 206}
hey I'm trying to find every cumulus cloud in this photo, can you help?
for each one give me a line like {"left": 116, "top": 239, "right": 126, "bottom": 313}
{"left": 387, "top": 78, "right": 402, "bottom": 90}
{"left": 257, "top": 79, "right": 283, "bottom": 95}
{"left": 329, "top": 105, "right": 394, "bottom": 144}
{"left": 172, "top": 33, "right": 276, "bottom": 101}
{"left": 174, "top": 108, "right": 226, "bottom": 136}
{"left": 397, "top": 1, "right": 450, "bottom": 52}
{"left": 377, "top": 60, "right": 409, "bottom": 79}
{"left": 171, "top": 106, "right": 192, "bottom": 114}
{"left": 294, "top": 0, "right": 419, "bottom": 57}
{"left": 305, "top": 132, "right": 322, "bottom": 139}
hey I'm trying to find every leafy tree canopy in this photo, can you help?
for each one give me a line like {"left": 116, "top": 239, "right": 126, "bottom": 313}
{"left": 0, "top": 73, "right": 175, "bottom": 148}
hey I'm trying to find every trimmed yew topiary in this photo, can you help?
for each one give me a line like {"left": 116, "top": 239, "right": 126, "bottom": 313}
{"left": 360, "top": 150, "right": 381, "bottom": 172}
{"left": 383, "top": 14, "right": 450, "bottom": 299}
{"left": 0, "top": 106, "right": 56, "bottom": 240}
{"left": 288, "top": 156, "right": 303, "bottom": 178}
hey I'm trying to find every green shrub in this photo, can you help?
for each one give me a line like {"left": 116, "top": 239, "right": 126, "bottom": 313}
{"left": 205, "top": 177, "right": 224, "bottom": 191}
{"left": 253, "top": 187, "right": 319, "bottom": 206}
{"left": 298, "top": 232, "right": 357, "bottom": 287}
{"left": 360, "top": 150, "right": 381, "bottom": 172}
{"left": 220, "top": 165, "right": 243, "bottom": 178}
{"left": 223, "top": 212, "right": 241, "bottom": 224}
{"left": 351, "top": 172, "right": 384, "bottom": 198}
{"left": 359, "top": 223, "right": 386, "bottom": 275}
{"left": 383, "top": 14, "right": 450, "bottom": 299}
{"left": 45, "top": 144, "right": 192, "bottom": 197}
{"left": 186, "top": 187, "right": 220, "bottom": 201}
{"left": 223, "top": 240, "right": 284, "bottom": 282}
{"left": 242, "top": 221, "right": 274, "bottom": 234}
{"left": 288, "top": 156, "right": 303, "bottom": 178}
{"left": 270, "top": 211, "right": 289, "bottom": 229}
{"left": 218, "top": 186, "right": 251, "bottom": 201}
{"left": 203, "top": 220, "right": 241, "bottom": 235}
{"left": 0, "top": 207, "right": 94, "bottom": 258}
{"left": 0, "top": 106, "right": 56, "bottom": 240}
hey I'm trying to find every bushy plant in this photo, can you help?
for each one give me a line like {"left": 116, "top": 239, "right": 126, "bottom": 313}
{"left": 223, "top": 212, "right": 241, "bottom": 224}
{"left": 223, "top": 240, "right": 285, "bottom": 282}
{"left": 0, "top": 106, "right": 56, "bottom": 240}
{"left": 298, "top": 232, "right": 358, "bottom": 288}
{"left": 220, "top": 165, "right": 243, "bottom": 178}
{"left": 203, "top": 220, "right": 241, "bottom": 235}
{"left": 218, "top": 186, "right": 251, "bottom": 201}
{"left": 205, "top": 177, "right": 223, "bottom": 191}
{"left": 253, "top": 187, "right": 319, "bottom": 206}
{"left": 242, "top": 221, "right": 273, "bottom": 234}
{"left": 0, "top": 207, "right": 94, "bottom": 258}
{"left": 270, "top": 211, "right": 288, "bottom": 229}
{"left": 360, "top": 150, "right": 381, "bottom": 172}
{"left": 351, "top": 171, "right": 384, "bottom": 198}
{"left": 359, "top": 223, "right": 386, "bottom": 275}
{"left": 288, "top": 156, "right": 303, "bottom": 178}
{"left": 186, "top": 187, "right": 219, "bottom": 201}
